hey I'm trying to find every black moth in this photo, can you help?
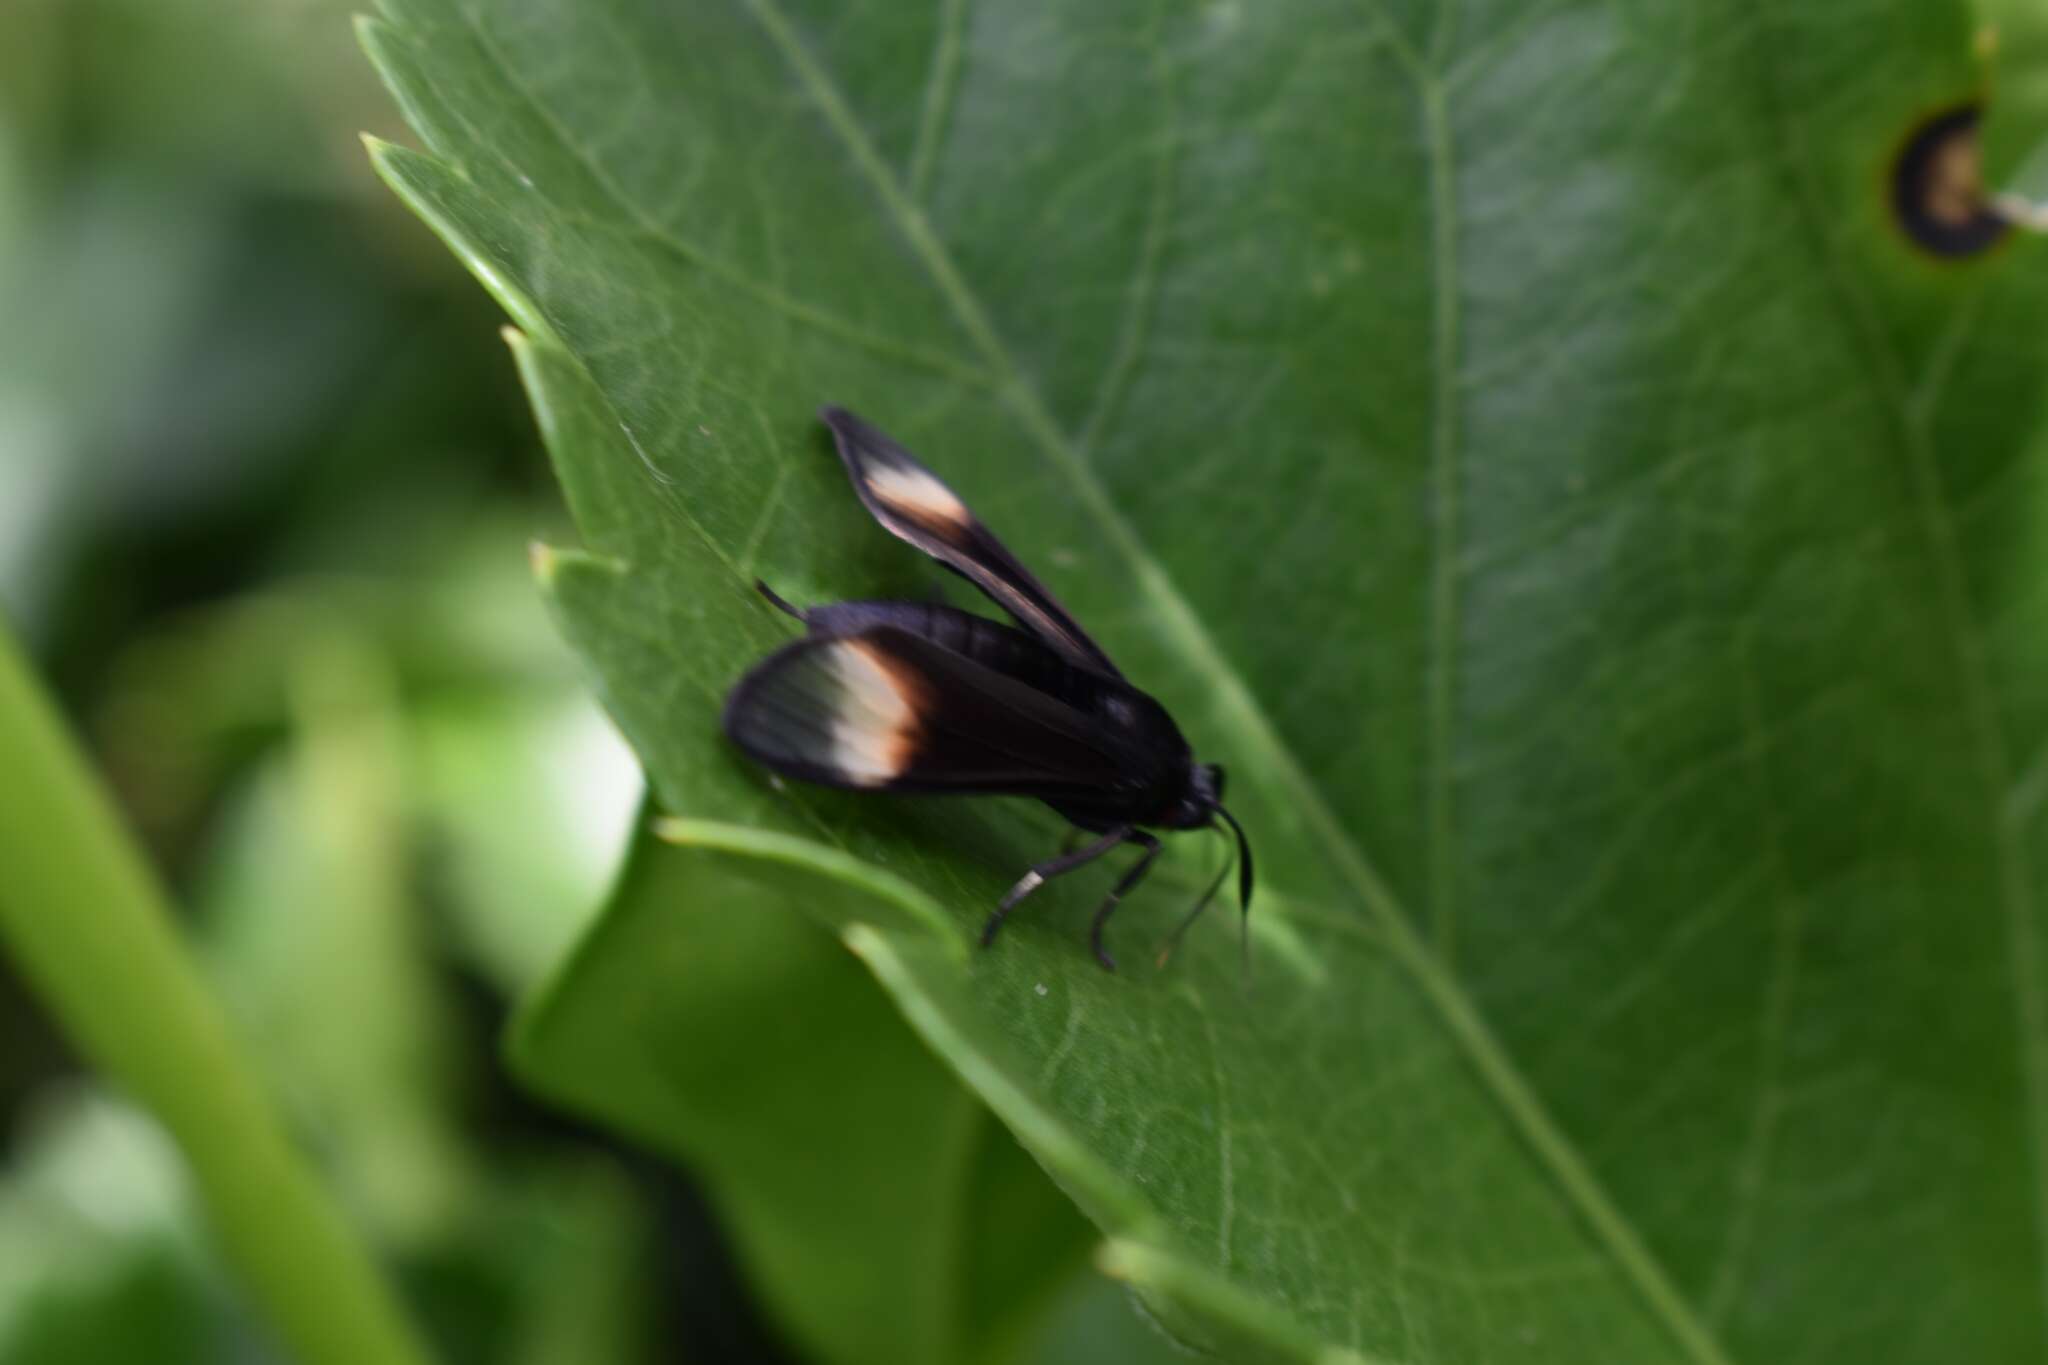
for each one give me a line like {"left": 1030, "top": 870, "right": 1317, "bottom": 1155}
{"left": 722, "top": 407, "right": 1253, "bottom": 971}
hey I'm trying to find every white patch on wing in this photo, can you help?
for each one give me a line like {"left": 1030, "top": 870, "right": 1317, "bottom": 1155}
{"left": 826, "top": 639, "right": 923, "bottom": 786}
{"left": 865, "top": 459, "right": 970, "bottom": 533}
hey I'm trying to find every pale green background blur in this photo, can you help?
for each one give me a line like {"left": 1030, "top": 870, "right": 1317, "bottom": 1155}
{"left": 0, "top": 2, "right": 816, "bottom": 1360}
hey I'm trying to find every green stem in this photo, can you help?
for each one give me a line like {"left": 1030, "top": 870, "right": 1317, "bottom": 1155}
{"left": 0, "top": 621, "right": 433, "bottom": 1365}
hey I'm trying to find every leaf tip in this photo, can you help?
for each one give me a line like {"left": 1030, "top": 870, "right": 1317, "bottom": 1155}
{"left": 351, "top": 10, "right": 391, "bottom": 60}
{"left": 528, "top": 539, "right": 560, "bottom": 585}
{"left": 841, "top": 922, "right": 886, "bottom": 959}
{"left": 1093, "top": 1238, "right": 1142, "bottom": 1281}
{"left": 528, "top": 543, "right": 629, "bottom": 592}
{"left": 358, "top": 132, "right": 426, "bottom": 195}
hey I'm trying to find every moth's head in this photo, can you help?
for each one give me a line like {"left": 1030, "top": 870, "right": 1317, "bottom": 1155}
{"left": 1164, "top": 762, "right": 1224, "bottom": 828}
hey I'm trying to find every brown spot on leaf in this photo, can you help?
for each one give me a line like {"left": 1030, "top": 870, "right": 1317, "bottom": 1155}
{"left": 1892, "top": 104, "right": 2009, "bottom": 258}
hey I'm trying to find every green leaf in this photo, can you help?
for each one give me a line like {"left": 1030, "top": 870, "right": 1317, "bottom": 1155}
{"left": 364, "top": 2, "right": 2048, "bottom": 1361}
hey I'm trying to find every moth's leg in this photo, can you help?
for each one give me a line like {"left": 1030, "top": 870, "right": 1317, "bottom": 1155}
{"left": 981, "top": 826, "right": 1131, "bottom": 948}
{"left": 753, "top": 579, "right": 806, "bottom": 621}
{"left": 1156, "top": 826, "right": 1235, "bottom": 969}
{"left": 1090, "top": 832, "right": 1163, "bottom": 972}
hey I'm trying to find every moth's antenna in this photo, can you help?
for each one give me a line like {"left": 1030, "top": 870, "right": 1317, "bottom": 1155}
{"left": 754, "top": 580, "right": 806, "bottom": 621}
{"left": 1155, "top": 826, "right": 1234, "bottom": 969}
{"left": 1215, "top": 806, "right": 1254, "bottom": 982}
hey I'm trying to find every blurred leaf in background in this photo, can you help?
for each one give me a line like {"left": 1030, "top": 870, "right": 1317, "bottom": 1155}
{"left": 0, "top": 1087, "right": 251, "bottom": 1364}
{"left": 0, "top": 0, "right": 804, "bottom": 1361}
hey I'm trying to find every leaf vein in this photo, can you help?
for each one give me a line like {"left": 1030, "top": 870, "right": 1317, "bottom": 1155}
{"left": 1421, "top": 78, "right": 1462, "bottom": 964}
{"left": 456, "top": 3, "right": 993, "bottom": 387}
{"left": 1705, "top": 631, "right": 1808, "bottom": 1323}
{"left": 1200, "top": 1008, "right": 1238, "bottom": 1272}
{"left": 1078, "top": 23, "right": 1178, "bottom": 455}
{"left": 907, "top": 0, "right": 967, "bottom": 202}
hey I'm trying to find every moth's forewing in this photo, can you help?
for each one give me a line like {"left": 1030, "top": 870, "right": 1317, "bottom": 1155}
{"left": 721, "top": 625, "right": 1168, "bottom": 797}
{"left": 819, "top": 407, "right": 1124, "bottom": 679}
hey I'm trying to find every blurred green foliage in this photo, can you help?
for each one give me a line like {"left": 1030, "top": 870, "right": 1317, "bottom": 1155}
{"left": 0, "top": 0, "right": 689, "bottom": 1360}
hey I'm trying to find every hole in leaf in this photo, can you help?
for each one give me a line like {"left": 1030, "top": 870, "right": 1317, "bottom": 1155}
{"left": 1891, "top": 103, "right": 2009, "bottom": 258}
